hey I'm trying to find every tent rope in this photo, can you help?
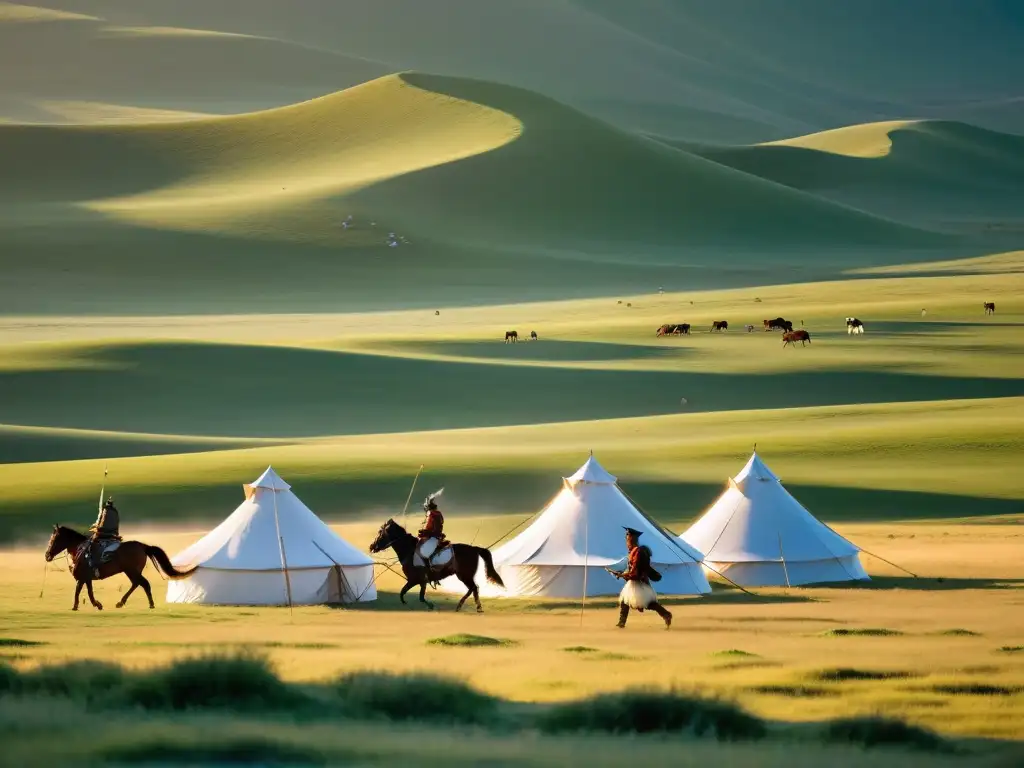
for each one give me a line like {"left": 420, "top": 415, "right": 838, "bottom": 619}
{"left": 617, "top": 484, "right": 759, "bottom": 597}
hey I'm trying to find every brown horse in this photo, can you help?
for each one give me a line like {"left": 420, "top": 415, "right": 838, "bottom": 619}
{"left": 504, "top": 330, "right": 518, "bottom": 343}
{"left": 711, "top": 320, "right": 728, "bottom": 332}
{"left": 44, "top": 525, "right": 196, "bottom": 611}
{"left": 369, "top": 519, "right": 504, "bottom": 612}
{"left": 783, "top": 329, "right": 811, "bottom": 347}
{"left": 984, "top": 302, "right": 995, "bottom": 315}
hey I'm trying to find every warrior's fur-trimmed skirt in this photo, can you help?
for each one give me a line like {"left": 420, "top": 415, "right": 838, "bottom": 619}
{"left": 620, "top": 580, "right": 657, "bottom": 610}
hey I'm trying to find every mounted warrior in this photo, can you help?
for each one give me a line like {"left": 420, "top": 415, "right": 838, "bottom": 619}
{"left": 85, "top": 496, "right": 122, "bottom": 578}
{"left": 416, "top": 488, "right": 450, "bottom": 583}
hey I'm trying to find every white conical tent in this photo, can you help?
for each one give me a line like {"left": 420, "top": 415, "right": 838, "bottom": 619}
{"left": 166, "top": 467, "right": 376, "bottom": 605}
{"left": 681, "top": 453, "right": 868, "bottom": 587}
{"left": 449, "top": 455, "right": 710, "bottom": 598}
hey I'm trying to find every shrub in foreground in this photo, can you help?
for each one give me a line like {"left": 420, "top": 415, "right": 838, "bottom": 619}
{"left": 123, "top": 653, "right": 305, "bottom": 712}
{"left": 19, "top": 661, "right": 126, "bottom": 703}
{"left": 335, "top": 670, "right": 498, "bottom": 724}
{"left": 538, "top": 690, "right": 766, "bottom": 740}
{"left": 824, "top": 716, "right": 951, "bottom": 752}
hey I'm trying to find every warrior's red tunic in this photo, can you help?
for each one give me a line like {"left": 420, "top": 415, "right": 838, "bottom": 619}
{"left": 419, "top": 508, "right": 444, "bottom": 540}
{"left": 622, "top": 544, "right": 652, "bottom": 584}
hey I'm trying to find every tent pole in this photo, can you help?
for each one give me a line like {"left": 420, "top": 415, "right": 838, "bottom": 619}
{"left": 778, "top": 532, "right": 792, "bottom": 589}
{"left": 579, "top": 491, "right": 589, "bottom": 627}
{"left": 270, "top": 484, "right": 294, "bottom": 618}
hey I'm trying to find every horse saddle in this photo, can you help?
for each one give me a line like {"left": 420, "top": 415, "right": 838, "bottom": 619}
{"left": 413, "top": 538, "right": 453, "bottom": 570}
{"left": 77, "top": 539, "right": 121, "bottom": 566}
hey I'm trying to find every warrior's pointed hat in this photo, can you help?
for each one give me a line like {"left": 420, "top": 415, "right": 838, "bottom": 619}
{"left": 423, "top": 487, "right": 444, "bottom": 511}
{"left": 623, "top": 526, "right": 643, "bottom": 538}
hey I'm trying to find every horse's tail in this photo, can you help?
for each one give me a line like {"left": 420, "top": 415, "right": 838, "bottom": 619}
{"left": 475, "top": 547, "right": 505, "bottom": 588}
{"left": 144, "top": 545, "right": 197, "bottom": 580}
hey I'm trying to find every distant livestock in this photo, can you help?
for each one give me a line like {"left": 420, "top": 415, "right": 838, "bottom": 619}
{"left": 984, "top": 302, "right": 996, "bottom": 315}
{"left": 846, "top": 317, "right": 865, "bottom": 334}
{"left": 657, "top": 323, "right": 690, "bottom": 336}
{"left": 711, "top": 321, "right": 728, "bottom": 332}
{"left": 745, "top": 324, "right": 755, "bottom": 332}
{"left": 530, "top": 331, "right": 538, "bottom": 341}
{"left": 783, "top": 330, "right": 811, "bottom": 347}
{"left": 763, "top": 317, "right": 793, "bottom": 333}
{"left": 504, "top": 330, "right": 518, "bottom": 343}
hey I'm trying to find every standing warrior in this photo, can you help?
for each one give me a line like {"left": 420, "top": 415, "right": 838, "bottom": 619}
{"left": 609, "top": 527, "right": 672, "bottom": 629}
{"left": 85, "top": 497, "right": 122, "bottom": 577}
{"left": 416, "top": 489, "right": 448, "bottom": 582}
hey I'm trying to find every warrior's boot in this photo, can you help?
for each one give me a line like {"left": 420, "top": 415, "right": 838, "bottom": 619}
{"left": 616, "top": 602, "right": 630, "bottom": 628}
{"left": 650, "top": 601, "right": 672, "bottom": 629}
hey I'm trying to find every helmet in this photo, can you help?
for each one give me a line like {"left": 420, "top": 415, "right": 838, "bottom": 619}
{"left": 422, "top": 487, "right": 444, "bottom": 512}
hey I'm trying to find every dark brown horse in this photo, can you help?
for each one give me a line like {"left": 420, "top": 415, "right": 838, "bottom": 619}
{"left": 711, "top": 320, "right": 728, "bottom": 332}
{"left": 783, "top": 329, "right": 811, "bottom": 347}
{"left": 369, "top": 519, "right": 504, "bottom": 612}
{"left": 44, "top": 525, "right": 195, "bottom": 611}
{"left": 984, "top": 302, "right": 995, "bottom": 315}
{"left": 504, "top": 330, "right": 518, "bottom": 343}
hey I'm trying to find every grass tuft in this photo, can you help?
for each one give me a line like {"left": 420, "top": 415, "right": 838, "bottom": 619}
{"left": 0, "top": 638, "right": 46, "bottom": 648}
{"left": 811, "top": 668, "right": 914, "bottom": 682}
{"left": 934, "top": 629, "right": 980, "bottom": 637}
{"left": 335, "top": 671, "right": 498, "bottom": 724}
{"left": 750, "top": 685, "right": 836, "bottom": 698}
{"left": 929, "top": 683, "right": 1017, "bottom": 696}
{"left": 997, "top": 645, "right": 1024, "bottom": 654}
{"left": 821, "top": 628, "right": 903, "bottom": 637}
{"left": 711, "top": 649, "right": 759, "bottom": 658}
{"left": 19, "top": 661, "right": 126, "bottom": 703}
{"left": 122, "top": 653, "right": 305, "bottom": 712}
{"left": 824, "top": 716, "right": 952, "bottom": 752}
{"left": 537, "top": 690, "right": 766, "bottom": 740}
{"left": 562, "top": 646, "right": 598, "bottom": 653}
{"left": 426, "top": 634, "right": 514, "bottom": 648}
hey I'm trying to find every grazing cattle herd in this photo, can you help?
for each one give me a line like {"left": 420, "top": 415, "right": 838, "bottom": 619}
{"left": 499, "top": 301, "right": 999, "bottom": 346}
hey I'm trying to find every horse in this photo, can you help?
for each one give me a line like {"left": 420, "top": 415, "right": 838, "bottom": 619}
{"left": 846, "top": 317, "right": 865, "bottom": 334}
{"left": 530, "top": 331, "right": 538, "bottom": 341}
{"left": 369, "top": 519, "right": 504, "bottom": 612}
{"left": 783, "top": 329, "right": 811, "bottom": 347}
{"left": 745, "top": 324, "right": 755, "bottom": 332}
{"left": 711, "top": 320, "right": 728, "bottom": 332}
{"left": 984, "top": 302, "right": 996, "bottom": 315}
{"left": 504, "top": 330, "right": 518, "bottom": 343}
{"left": 763, "top": 317, "right": 792, "bottom": 332}
{"left": 656, "top": 324, "right": 673, "bottom": 336}
{"left": 44, "top": 525, "right": 195, "bottom": 611}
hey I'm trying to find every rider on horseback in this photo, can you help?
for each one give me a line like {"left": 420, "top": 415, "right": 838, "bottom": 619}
{"left": 85, "top": 497, "right": 122, "bottom": 577}
{"left": 416, "top": 489, "right": 448, "bottom": 583}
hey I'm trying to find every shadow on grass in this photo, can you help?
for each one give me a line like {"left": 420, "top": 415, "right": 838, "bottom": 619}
{"left": 813, "top": 576, "right": 1024, "bottom": 592}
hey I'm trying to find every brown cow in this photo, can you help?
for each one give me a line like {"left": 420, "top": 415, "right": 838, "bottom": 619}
{"left": 783, "top": 330, "right": 811, "bottom": 347}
